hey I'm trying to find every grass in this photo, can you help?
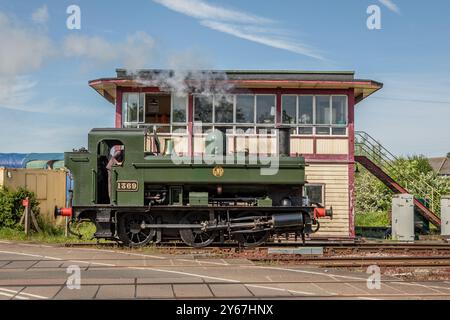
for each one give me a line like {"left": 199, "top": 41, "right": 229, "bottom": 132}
{"left": 0, "top": 220, "right": 99, "bottom": 244}
{"left": 355, "top": 211, "right": 390, "bottom": 227}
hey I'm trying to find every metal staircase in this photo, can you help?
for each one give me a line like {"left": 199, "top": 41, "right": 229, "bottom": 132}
{"left": 355, "top": 131, "right": 441, "bottom": 227}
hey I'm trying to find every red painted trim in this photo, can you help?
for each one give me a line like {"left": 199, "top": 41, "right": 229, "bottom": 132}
{"left": 115, "top": 87, "right": 123, "bottom": 128}
{"left": 228, "top": 80, "right": 376, "bottom": 86}
{"left": 116, "top": 86, "right": 164, "bottom": 93}
{"left": 231, "top": 88, "right": 351, "bottom": 95}
{"left": 90, "top": 78, "right": 377, "bottom": 88}
{"left": 347, "top": 89, "right": 356, "bottom": 238}
{"left": 188, "top": 94, "right": 194, "bottom": 157}
{"left": 276, "top": 89, "right": 282, "bottom": 126}
{"left": 312, "top": 136, "right": 317, "bottom": 154}
{"left": 117, "top": 87, "right": 358, "bottom": 96}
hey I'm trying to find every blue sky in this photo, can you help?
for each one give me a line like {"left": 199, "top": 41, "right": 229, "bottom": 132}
{"left": 0, "top": 0, "right": 449, "bottom": 156}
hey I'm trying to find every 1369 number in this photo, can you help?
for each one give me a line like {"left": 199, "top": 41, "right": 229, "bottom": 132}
{"left": 117, "top": 180, "right": 138, "bottom": 192}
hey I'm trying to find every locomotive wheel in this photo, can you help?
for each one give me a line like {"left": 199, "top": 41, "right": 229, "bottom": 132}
{"left": 234, "top": 213, "right": 270, "bottom": 247}
{"left": 235, "top": 231, "right": 270, "bottom": 247}
{"left": 179, "top": 212, "right": 216, "bottom": 247}
{"left": 118, "top": 213, "right": 156, "bottom": 247}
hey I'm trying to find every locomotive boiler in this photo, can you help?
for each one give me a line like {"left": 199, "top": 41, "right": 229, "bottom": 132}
{"left": 56, "top": 127, "right": 332, "bottom": 247}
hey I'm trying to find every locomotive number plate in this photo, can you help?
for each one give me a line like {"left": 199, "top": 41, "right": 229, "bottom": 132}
{"left": 117, "top": 180, "right": 139, "bottom": 192}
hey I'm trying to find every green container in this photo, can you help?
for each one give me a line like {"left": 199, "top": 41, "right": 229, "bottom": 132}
{"left": 26, "top": 160, "right": 49, "bottom": 169}
{"left": 52, "top": 160, "right": 65, "bottom": 170}
{"left": 189, "top": 192, "right": 208, "bottom": 206}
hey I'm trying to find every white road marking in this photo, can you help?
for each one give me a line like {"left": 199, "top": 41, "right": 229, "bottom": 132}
{"left": 245, "top": 284, "right": 314, "bottom": 296}
{"left": 89, "top": 262, "right": 116, "bottom": 267}
{"left": 44, "top": 256, "right": 62, "bottom": 261}
{"left": 357, "top": 296, "right": 380, "bottom": 300}
{"left": 109, "top": 251, "right": 166, "bottom": 260}
{"left": 197, "top": 260, "right": 229, "bottom": 266}
{"left": 254, "top": 265, "right": 450, "bottom": 294}
{"left": 69, "top": 260, "right": 91, "bottom": 265}
{"left": 177, "top": 258, "right": 228, "bottom": 266}
{"left": 128, "top": 266, "right": 315, "bottom": 295}
{"left": 0, "top": 241, "right": 11, "bottom": 244}
{"left": 381, "top": 282, "right": 405, "bottom": 293}
{"left": 7, "top": 243, "right": 435, "bottom": 298}
{"left": 0, "top": 250, "right": 45, "bottom": 259}
{"left": 129, "top": 266, "right": 240, "bottom": 283}
{"left": 0, "top": 287, "right": 47, "bottom": 299}
{"left": 393, "top": 281, "right": 444, "bottom": 293}
{"left": 251, "top": 265, "right": 368, "bottom": 281}
{"left": 0, "top": 291, "right": 28, "bottom": 300}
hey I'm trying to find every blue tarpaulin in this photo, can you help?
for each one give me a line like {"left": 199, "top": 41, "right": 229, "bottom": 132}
{"left": 0, "top": 153, "right": 27, "bottom": 168}
{"left": 0, "top": 153, "right": 64, "bottom": 168}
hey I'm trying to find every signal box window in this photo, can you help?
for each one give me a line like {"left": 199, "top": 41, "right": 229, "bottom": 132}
{"left": 256, "top": 95, "right": 275, "bottom": 124}
{"left": 194, "top": 95, "right": 213, "bottom": 123}
{"left": 172, "top": 95, "right": 187, "bottom": 123}
{"left": 235, "top": 95, "right": 254, "bottom": 123}
{"left": 304, "top": 184, "right": 324, "bottom": 206}
{"left": 282, "top": 96, "right": 296, "bottom": 124}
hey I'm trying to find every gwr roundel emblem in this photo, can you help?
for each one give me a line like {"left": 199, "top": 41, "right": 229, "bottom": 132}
{"left": 212, "top": 166, "right": 224, "bottom": 177}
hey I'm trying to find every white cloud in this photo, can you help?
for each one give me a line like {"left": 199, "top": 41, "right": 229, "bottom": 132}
{"left": 122, "top": 31, "right": 156, "bottom": 70}
{"left": 378, "top": 0, "right": 400, "bottom": 14}
{"left": 63, "top": 31, "right": 156, "bottom": 69}
{"left": 32, "top": 5, "right": 49, "bottom": 24}
{"left": 201, "top": 20, "right": 323, "bottom": 60}
{"left": 0, "top": 12, "right": 54, "bottom": 109}
{"left": 63, "top": 34, "right": 118, "bottom": 63}
{"left": 153, "top": 0, "right": 323, "bottom": 59}
{"left": 153, "top": 0, "right": 271, "bottom": 24}
{"left": 0, "top": 76, "right": 37, "bottom": 111}
{"left": 0, "top": 12, "right": 53, "bottom": 77}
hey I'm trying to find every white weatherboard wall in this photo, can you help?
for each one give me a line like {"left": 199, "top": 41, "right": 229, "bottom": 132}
{"left": 305, "top": 163, "right": 349, "bottom": 237}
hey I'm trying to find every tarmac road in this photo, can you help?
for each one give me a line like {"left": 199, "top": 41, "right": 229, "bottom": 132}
{"left": 0, "top": 240, "right": 450, "bottom": 300}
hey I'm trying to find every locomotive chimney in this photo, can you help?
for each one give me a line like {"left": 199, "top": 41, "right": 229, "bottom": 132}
{"left": 278, "top": 126, "right": 291, "bottom": 157}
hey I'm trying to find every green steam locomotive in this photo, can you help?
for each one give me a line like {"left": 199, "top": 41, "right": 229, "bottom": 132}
{"left": 56, "top": 128, "right": 332, "bottom": 247}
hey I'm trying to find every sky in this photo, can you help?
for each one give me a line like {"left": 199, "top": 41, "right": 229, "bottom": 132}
{"left": 0, "top": 0, "right": 449, "bottom": 157}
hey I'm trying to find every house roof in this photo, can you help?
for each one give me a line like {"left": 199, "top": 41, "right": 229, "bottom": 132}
{"left": 89, "top": 69, "right": 383, "bottom": 104}
{"left": 428, "top": 157, "right": 450, "bottom": 176}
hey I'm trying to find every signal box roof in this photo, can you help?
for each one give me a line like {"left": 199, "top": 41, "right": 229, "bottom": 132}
{"left": 89, "top": 69, "right": 383, "bottom": 104}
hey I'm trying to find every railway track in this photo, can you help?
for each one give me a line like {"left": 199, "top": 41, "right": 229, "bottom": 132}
{"left": 61, "top": 240, "right": 450, "bottom": 254}
{"left": 4, "top": 255, "right": 450, "bottom": 269}
{"left": 254, "top": 255, "right": 450, "bottom": 268}
{"left": 56, "top": 241, "right": 450, "bottom": 269}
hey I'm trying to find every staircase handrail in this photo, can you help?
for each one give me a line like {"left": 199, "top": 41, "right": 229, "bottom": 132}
{"left": 355, "top": 131, "right": 441, "bottom": 213}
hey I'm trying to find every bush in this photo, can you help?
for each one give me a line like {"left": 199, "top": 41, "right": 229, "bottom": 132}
{"left": 356, "top": 154, "right": 450, "bottom": 214}
{"left": 355, "top": 211, "right": 390, "bottom": 227}
{"left": 0, "top": 187, "right": 40, "bottom": 229}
